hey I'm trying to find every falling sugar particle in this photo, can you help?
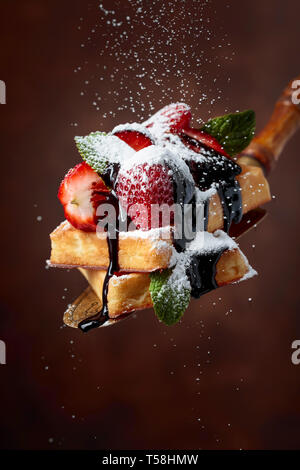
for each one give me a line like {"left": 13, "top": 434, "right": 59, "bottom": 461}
{"left": 75, "top": 0, "right": 233, "bottom": 122}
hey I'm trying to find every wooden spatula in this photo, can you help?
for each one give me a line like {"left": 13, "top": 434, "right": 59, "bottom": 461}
{"left": 229, "top": 74, "right": 300, "bottom": 239}
{"left": 64, "top": 286, "right": 133, "bottom": 328}
{"left": 238, "top": 74, "right": 300, "bottom": 173}
{"left": 64, "top": 75, "right": 300, "bottom": 328}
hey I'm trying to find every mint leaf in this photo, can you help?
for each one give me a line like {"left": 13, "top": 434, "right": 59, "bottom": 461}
{"left": 201, "top": 110, "right": 256, "bottom": 157}
{"left": 149, "top": 268, "right": 191, "bottom": 326}
{"left": 75, "top": 132, "right": 108, "bottom": 174}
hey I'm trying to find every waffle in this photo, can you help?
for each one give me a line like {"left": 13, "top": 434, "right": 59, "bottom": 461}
{"left": 49, "top": 164, "right": 270, "bottom": 271}
{"left": 64, "top": 246, "right": 249, "bottom": 327}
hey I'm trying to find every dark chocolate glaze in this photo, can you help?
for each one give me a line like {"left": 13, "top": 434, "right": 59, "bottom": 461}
{"left": 217, "top": 178, "right": 243, "bottom": 232}
{"left": 78, "top": 191, "right": 121, "bottom": 332}
{"left": 180, "top": 133, "right": 243, "bottom": 297}
{"left": 187, "top": 249, "right": 226, "bottom": 299}
{"left": 180, "top": 133, "right": 243, "bottom": 233}
{"left": 180, "top": 134, "right": 241, "bottom": 189}
{"left": 79, "top": 160, "right": 135, "bottom": 332}
{"left": 167, "top": 160, "right": 195, "bottom": 253}
{"left": 203, "top": 199, "right": 209, "bottom": 232}
{"left": 100, "top": 162, "right": 121, "bottom": 189}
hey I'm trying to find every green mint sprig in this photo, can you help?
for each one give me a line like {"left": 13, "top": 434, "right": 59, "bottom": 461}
{"left": 201, "top": 110, "right": 256, "bottom": 156}
{"left": 149, "top": 268, "right": 191, "bottom": 326}
{"left": 75, "top": 131, "right": 108, "bottom": 174}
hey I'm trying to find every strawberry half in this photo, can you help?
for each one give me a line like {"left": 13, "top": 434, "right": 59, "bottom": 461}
{"left": 181, "top": 128, "right": 229, "bottom": 158}
{"left": 145, "top": 103, "right": 191, "bottom": 134}
{"left": 116, "top": 162, "right": 174, "bottom": 230}
{"left": 58, "top": 162, "right": 109, "bottom": 231}
{"left": 113, "top": 129, "right": 153, "bottom": 151}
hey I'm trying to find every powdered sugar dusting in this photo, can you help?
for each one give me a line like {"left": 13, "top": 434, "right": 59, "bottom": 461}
{"left": 187, "top": 230, "right": 238, "bottom": 254}
{"left": 195, "top": 186, "right": 217, "bottom": 205}
{"left": 111, "top": 123, "right": 156, "bottom": 142}
{"left": 74, "top": 1, "right": 234, "bottom": 125}
{"left": 167, "top": 254, "right": 191, "bottom": 292}
{"left": 81, "top": 133, "right": 135, "bottom": 164}
{"left": 52, "top": 220, "right": 71, "bottom": 234}
{"left": 168, "top": 229, "right": 255, "bottom": 289}
{"left": 110, "top": 273, "right": 132, "bottom": 286}
{"left": 143, "top": 102, "right": 190, "bottom": 135}
{"left": 120, "top": 225, "right": 171, "bottom": 240}
{"left": 119, "top": 144, "right": 194, "bottom": 185}
{"left": 163, "top": 133, "right": 207, "bottom": 163}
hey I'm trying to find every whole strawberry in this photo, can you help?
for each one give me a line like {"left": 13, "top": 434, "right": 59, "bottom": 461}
{"left": 144, "top": 102, "right": 191, "bottom": 134}
{"left": 116, "top": 150, "right": 174, "bottom": 230}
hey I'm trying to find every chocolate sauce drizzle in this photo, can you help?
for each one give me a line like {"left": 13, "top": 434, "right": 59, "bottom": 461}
{"left": 167, "top": 160, "right": 195, "bottom": 253}
{"left": 180, "top": 133, "right": 243, "bottom": 298}
{"left": 217, "top": 178, "right": 243, "bottom": 232}
{"left": 78, "top": 183, "right": 121, "bottom": 331}
{"left": 180, "top": 133, "right": 243, "bottom": 230}
{"left": 187, "top": 249, "right": 226, "bottom": 298}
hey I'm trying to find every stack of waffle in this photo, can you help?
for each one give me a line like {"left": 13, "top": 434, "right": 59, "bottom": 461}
{"left": 49, "top": 163, "right": 270, "bottom": 328}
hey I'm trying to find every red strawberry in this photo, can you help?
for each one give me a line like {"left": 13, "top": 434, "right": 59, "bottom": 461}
{"left": 58, "top": 162, "right": 109, "bottom": 231}
{"left": 116, "top": 162, "right": 174, "bottom": 230}
{"left": 181, "top": 128, "right": 229, "bottom": 158}
{"left": 113, "top": 129, "right": 153, "bottom": 151}
{"left": 145, "top": 103, "right": 191, "bottom": 134}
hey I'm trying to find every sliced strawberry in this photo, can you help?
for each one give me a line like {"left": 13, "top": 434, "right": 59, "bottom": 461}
{"left": 145, "top": 103, "right": 191, "bottom": 134}
{"left": 58, "top": 162, "right": 109, "bottom": 232}
{"left": 116, "top": 162, "right": 174, "bottom": 230}
{"left": 113, "top": 129, "right": 153, "bottom": 151}
{"left": 181, "top": 128, "right": 229, "bottom": 158}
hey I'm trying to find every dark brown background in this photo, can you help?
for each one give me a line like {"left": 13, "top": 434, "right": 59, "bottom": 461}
{"left": 0, "top": 0, "right": 299, "bottom": 450}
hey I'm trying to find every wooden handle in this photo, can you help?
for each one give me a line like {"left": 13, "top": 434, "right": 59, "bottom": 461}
{"left": 238, "top": 75, "right": 300, "bottom": 174}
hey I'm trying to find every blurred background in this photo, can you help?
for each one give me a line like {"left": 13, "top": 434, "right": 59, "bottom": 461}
{"left": 0, "top": 0, "right": 299, "bottom": 450}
